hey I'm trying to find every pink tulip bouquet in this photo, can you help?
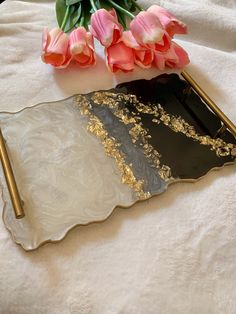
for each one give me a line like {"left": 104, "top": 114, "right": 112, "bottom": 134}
{"left": 42, "top": 0, "right": 190, "bottom": 72}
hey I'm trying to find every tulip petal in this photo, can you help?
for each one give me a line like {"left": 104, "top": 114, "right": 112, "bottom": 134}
{"left": 69, "top": 27, "right": 96, "bottom": 68}
{"left": 106, "top": 41, "right": 134, "bottom": 72}
{"left": 154, "top": 31, "right": 171, "bottom": 52}
{"left": 42, "top": 27, "right": 49, "bottom": 52}
{"left": 165, "top": 42, "right": 190, "bottom": 68}
{"left": 168, "top": 42, "right": 190, "bottom": 68}
{"left": 148, "top": 5, "right": 187, "bottom": 37}
{"left": 130, "top": 11, "right": 164, "bottom": 46}
{"left": 90, "top": 9, "right": 123, "bottom": 47}
{"left": 122, "top": 31, "right": 154, "bottom": 69}
{"left": 154, "top": 52, "right": 165, "bottom": 70}
{"left": 41, "top": 27, "right": 71, "bottom": 68}
{"left": 135, "top": 49, "right": 154, "bottom": 69}
{"left": 122, "top": 31, "right": 140, "bottom": 49}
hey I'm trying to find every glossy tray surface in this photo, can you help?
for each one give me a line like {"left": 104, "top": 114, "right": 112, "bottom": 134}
{"left": 1, "top": 74, "right": 235, "bottom": 250}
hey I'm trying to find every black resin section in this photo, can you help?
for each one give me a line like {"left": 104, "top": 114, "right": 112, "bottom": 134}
{"left": 91, "top": 74, "right": 236, "bottom": 181}
{"left": 116, "top": 74, "right": 222, "bottom": 137}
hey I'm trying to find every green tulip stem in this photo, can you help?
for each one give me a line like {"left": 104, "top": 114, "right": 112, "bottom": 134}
{"left": 90, "top": 0, "right": 97, "bottom": 12}
{"left": 60, "top": 5, "right": 70, "bottom": 31}
{"left": 107, "top": 0, "right": 135, "bottom": 19}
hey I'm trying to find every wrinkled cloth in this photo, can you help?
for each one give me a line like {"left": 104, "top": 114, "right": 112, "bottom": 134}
{"left": 0, "top": 0, "right": 236, "bottom": 313}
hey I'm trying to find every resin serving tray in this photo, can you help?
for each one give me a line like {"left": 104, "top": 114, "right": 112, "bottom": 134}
{"left": 0, "top": 73, "right": 235, "bottom": 250}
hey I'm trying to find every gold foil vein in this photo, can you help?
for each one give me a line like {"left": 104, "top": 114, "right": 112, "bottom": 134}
{"left": 76, "top": 95, "right": 148, "bottom": 200}
{"left": 155, "top": 104, "right": 236, "bottom": 158}
{"left": 77, "top": 90, "right": 235, "bottom": 193}
{"left": 105, "top": 92, "right": 236, "bottom": 159}
{"left": 91, "top": 92, "right": 172, "bottom": 181}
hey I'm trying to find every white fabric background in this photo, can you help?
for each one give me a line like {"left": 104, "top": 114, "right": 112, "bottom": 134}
{"left": 0, "top": 0, "right": 236, "bottom": 313}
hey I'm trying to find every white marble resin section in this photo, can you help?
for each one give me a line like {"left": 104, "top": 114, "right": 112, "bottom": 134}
{"left": 0, "top": 98, "right": 137, "bottom": 250}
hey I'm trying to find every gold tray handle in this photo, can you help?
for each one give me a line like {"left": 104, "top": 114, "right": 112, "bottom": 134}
{"left": 181, "top": 70, "right": 236, "bottom": 138}
{"left": 0, "top": 128, "right": 25, "bottom": 219}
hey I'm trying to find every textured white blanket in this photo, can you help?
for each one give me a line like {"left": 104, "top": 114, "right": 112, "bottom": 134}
{"left": 0, "top": 0, "right": 236, "bottom": 313}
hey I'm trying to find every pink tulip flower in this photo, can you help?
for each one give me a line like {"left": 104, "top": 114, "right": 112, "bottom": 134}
{"left": 69, "top": 27, "right": 96, "bottom": 68}
{"left": 122, "top": 31, "right": 154, "bottom": 69}
{"left": 105, "top": 41, "right": 135, "bottom": 73}
{"left": 41, "top": 28, "right": 71, "bottom": 68}
{"left": 165, "top": 42, "right": 190, "bottom": 68}
{"left": 148, "top": 31, "right": 171, "bottom": 53}
{"left": 90, "top": 9, "right": 123, "bottom": 47}
{"left": 130, "top": 11, "right": 171, "bottom": 52}
{"left": 148, "top": 5, "right": 187, "bottom": 37}
{"left": 153, "top": 52, "right": 165, "bottom": 70}
{"left": 154, "top": 42, "right": 189, "bottom": 70}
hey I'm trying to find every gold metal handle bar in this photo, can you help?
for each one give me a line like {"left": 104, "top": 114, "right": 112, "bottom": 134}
{"left": 181, "top": 70, "right": 236, "bottom": 138}
{"left": 0, "top": 128, "right": 25, "bottom": 219}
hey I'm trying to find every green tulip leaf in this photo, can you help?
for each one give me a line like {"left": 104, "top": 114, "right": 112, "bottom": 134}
{"left": 99, "top": 0, "right": 113, "bottom": 10}
{"left": 66, "top": 0, "right": 83, "bottom": 5}
{"left": 64, "top": 4, "right": 82, "bottom": 32}
{"left": 56, "top": 0, "right": 67, "bottom": 27}
{"left": 72, "top": 4, "right": 82, "bottom": 26}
